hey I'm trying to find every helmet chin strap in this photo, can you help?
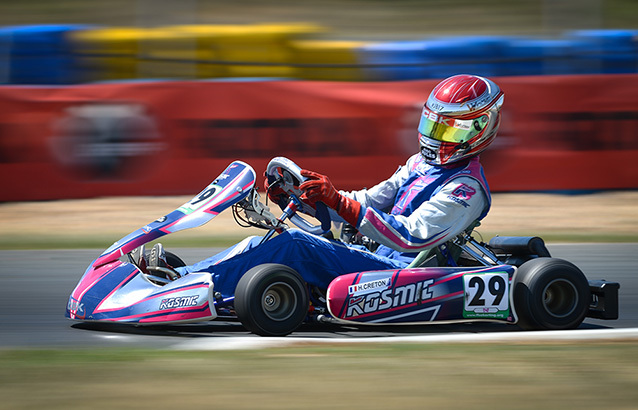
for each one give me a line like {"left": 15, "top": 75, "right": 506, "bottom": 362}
{"left": 448, "top": 142, "right": 471, "bottom": 160}
{"left": 437, "top": 142, "right": 471, "bottom": 167}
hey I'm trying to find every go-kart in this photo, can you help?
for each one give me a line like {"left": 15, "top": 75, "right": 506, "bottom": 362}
{"left": 66, "top": 157, "right": 619, "bottom": 336}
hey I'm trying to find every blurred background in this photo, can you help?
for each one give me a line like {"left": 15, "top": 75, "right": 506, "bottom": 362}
{"left": 2, "top": 0, "right": 638, "bottom": 83}
{"left": 0, "top": 0, "right": 637, "bottom": 201}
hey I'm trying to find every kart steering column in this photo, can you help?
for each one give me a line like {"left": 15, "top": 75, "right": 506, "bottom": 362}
{"left": 260, "top": 195, "right": 303, "bottom": 244}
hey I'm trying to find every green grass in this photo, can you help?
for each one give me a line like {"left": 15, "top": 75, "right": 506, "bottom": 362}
{"left": 0, "top": 233, "right": 247, "bottom": 250}
{"left": 1, "top": 343, "right": 637, "bottom": 409}
{"left": 1, "top": 231, "right": 635, "bottom": 250}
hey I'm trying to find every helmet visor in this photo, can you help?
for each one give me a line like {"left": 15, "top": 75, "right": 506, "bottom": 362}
{"left": 418, "top": 109, "right": 488, "bottom": 143}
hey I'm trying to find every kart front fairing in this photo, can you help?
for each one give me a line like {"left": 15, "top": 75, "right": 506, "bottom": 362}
{"left": 66, "top": 161, "right": 255, "bottom": 325}
{"left": 67, "top": 262, "right": 215, "bottom": 324}
{"left": 93, "top": 161, "right": 256, "bottom": 268}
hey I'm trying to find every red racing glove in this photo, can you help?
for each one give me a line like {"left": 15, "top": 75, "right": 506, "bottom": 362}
{"left": 299, "top": 169, "right": 362, "bottom": 227}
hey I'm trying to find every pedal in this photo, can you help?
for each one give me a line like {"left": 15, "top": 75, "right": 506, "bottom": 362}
{"left": 149, "top": 243, "right": 167, "bottom": 268}
{"left": 128, "top": 245, "right": 148, "bottom": 272}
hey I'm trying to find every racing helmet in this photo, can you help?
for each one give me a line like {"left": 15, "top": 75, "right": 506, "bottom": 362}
{"left": 418, "top": 74, "right": 504, "bottom": 165}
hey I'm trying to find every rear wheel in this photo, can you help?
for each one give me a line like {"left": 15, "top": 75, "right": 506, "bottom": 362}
{"left": 513, "top": 258, "right": 589, "bottom": 330}
{"left": 234, "top": 264, "right": 309, "bottom": 336}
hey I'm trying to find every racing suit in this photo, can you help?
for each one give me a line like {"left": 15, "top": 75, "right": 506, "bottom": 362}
{"left": 175, "top": 153, "right": 490, "bottom": 298}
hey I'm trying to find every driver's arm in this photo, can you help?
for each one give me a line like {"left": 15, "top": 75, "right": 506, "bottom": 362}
{"left": 297, "top": 164, "right": 407, "bottom": 230}
{"left": 341, "top": 161, "right": 410, "bottom": 211}
{"left": 356, "top": 176, "right": 488, "bottom": 252}
{"left": 299, "top": 157, "right": 412, "bottom": 227}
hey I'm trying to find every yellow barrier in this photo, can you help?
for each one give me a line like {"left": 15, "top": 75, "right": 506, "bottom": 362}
{"left": 170, "top": 23, "right": 324, "bottom": 78}
{"left": 70, "top": 27, "right": 146, "bottom": 81}
{"left": 289, "top": 40, "right": 369, "bottom": 81}
{"left": 137, "top": 28, "right": 222, "bottom": 79}
{"left": 71, "top": 24, "right": 325, "bottom": 81}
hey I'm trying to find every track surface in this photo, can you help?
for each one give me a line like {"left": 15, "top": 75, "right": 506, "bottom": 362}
{"left": 1, "top": 244, "right": 636, "bottom": 348}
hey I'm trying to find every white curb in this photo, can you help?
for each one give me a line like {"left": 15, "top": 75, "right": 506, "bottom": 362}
{"left": 172, "top": 327, "right": 638, "bottom": 351}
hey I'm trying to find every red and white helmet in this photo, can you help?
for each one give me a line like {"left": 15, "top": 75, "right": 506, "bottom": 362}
{"left": 418, "top": 74, "right": 504, "bottom": 165}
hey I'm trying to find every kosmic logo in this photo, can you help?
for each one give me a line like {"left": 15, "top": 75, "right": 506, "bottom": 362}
{"left": 346, "top": 279, "right": 434, "bottom": 317}
{"left": 159, "top": 295, "right": 199, "bottom": 310}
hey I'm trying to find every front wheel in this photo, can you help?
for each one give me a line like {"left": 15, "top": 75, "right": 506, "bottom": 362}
{"left": 234, "top": 264, "right": 309, "bottom": 336}
{"left": 513, "top": 258, "right": 589, "bottom": 330}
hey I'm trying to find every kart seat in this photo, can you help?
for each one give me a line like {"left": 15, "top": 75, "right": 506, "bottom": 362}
{"left": 406, "top": 219, "right": 482, "bottom": 269}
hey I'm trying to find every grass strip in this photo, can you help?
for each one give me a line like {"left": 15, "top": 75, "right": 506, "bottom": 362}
{"left": 1, "top": 231, "right": 636, "bottom": 250}
{"left": 1, "top": 342, "right": 637, "bottom": 409}
{"left": 0, "top": 234, "right": 247, "bottom": 250}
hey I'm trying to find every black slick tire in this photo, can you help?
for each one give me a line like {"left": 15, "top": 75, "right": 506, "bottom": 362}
{"left": 234, "top": 264, "right": 309, "bottom": 336}
{"left": 513, "top": 257, "right": 589, "bottom": 330}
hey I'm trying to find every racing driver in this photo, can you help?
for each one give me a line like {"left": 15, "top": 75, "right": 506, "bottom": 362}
{"left": 153, "top": 74, "right": 505, "bottom": 300}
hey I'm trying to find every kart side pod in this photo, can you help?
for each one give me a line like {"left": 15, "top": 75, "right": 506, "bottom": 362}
{"left": 326, "top": 265, "right": 518, "bottom": 326}
{"left": 326, "top": 257, "right": 619, "bottom": 330}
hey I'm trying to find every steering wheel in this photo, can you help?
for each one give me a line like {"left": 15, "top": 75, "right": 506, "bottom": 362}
{"left": 265, "top": 157, "right": 332, "bottom": 235}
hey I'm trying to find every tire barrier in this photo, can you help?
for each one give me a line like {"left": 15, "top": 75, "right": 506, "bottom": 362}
{"left": 0, "top": 25, "right": 636, "bottom": 84}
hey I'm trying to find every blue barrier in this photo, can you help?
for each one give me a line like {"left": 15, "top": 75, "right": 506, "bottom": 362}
{"left": 360, "top": 36, "right": 511, "bottom": 81}
{"left": 566, "top": 29, "right": 638, "bottom": 74}
{"left": 358, "top": 32, "right": 637, "bottom": 79}
{"left": 500, "top": 37, "right": 576, "bottom": 76}
{"left": 357, "top": 33, "right": 636, "bottom": 80}
{"left": 0, "top": 25, "right": 84, "bottom": 84}
{"left": 359, "top": 41, "right": 430, "bottom": 81}
{"left": 413, "top": 36, "right": 508, "bottom": 79}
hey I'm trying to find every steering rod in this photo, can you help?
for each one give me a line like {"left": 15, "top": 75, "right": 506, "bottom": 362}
{"left": 259, "top": 195, "right": 303, "bottom": 244}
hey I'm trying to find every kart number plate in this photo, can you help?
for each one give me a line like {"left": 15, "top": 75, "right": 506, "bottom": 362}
{"left": 463, "top": 272, "right": 510, "bottom": 319}
{"left": 181, "top": 185, "right": 219, "bottom": 213}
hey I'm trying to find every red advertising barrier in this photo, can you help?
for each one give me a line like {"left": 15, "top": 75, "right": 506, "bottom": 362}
{"left": 1, "top": 75, "right": 637, "bottom": 201}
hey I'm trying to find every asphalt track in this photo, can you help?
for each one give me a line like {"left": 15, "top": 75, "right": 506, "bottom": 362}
{"left": 1, "top": 244, "right": 637, "bottom": 349}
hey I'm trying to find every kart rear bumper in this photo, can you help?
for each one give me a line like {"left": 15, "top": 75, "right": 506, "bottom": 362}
{"left": 587, "top": 280, "right": 619, "bottom": 320}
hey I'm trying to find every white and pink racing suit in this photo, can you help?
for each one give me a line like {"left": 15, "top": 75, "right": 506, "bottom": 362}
{"left": 343, "top": 153, "right": 491, "bottom": 264}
